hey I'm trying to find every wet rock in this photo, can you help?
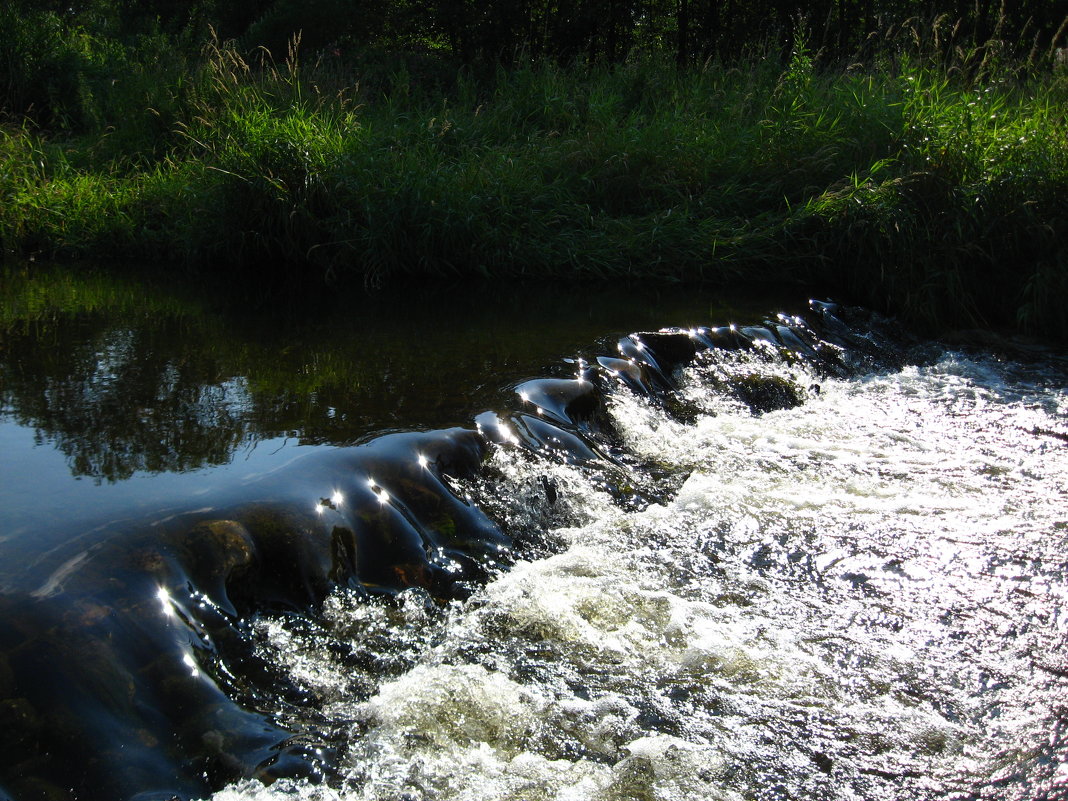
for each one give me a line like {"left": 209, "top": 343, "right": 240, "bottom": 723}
{"left": 181, "top": 519, "right": 256, "bottom": 615}
{"left": 812, "top": 751, "right": 834, "bottom": 774}
{"left": 515, "top": 376, "right": 608, "bottom": 429}
{"left": 660, "top": 393, "right": 701, "bottom": 425}
{"left": 235, "top": 507, "right": 334, "bottom": 611}
{"left": 510, "top": 413, "right": 602, "bottom": 465}
{"left": 126, "top": 548, "right": 168, "bottom": 575}
{"left": 809, "top": 300, "right": 913, "bottom": 371}
{"left": 772, "top": 322, "right": 821, "bottom": 359}
{"left": 597, "top": 355, "right": 652, "bottom": 395}
{"left": 633, "top": 330, "right": 698, "bottom": 369}
{"left": 692, "top": 325, "right": 752, "bottom": 351}
{"left": 617, "top": 335, "right": 676, "bottom": 392}
{"left": 738, "top": 325, "right": 780, "bottom": 346}
{"left": 729, "top": 373, "right": 806, "bottom": 414}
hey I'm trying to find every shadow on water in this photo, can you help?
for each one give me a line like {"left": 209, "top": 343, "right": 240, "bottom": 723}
{"left": 1, "top": 262, "right": 826, "bottom": 800}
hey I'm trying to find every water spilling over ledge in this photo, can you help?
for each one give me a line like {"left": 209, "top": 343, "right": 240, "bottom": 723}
{"left": 1, "top": 297, "right": 1066, "bottom": 801}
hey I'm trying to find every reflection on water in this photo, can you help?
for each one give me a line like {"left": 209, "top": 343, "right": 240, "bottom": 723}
{"left": 0, "top": 263, "right": 787, "bottom": 537}
{"left": 4, "top": 318, "right": 252, "bottom": 480}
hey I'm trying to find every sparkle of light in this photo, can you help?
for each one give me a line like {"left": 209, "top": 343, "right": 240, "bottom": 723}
{"left": 182, "top": 652, "right": 200, "bottom": 678}
{"left": 157, "top": 586, "right": 175, "bottom": 618}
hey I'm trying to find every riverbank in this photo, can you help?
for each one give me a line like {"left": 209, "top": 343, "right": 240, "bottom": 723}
{"left": 1, "top": 35, "right": 1066, "bottom": 338}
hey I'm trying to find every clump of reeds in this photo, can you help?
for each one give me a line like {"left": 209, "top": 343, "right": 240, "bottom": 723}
{"left": 0, "top": 11, "right": 1066, "bottom": 338}
{"left": 771, "top": 10, "right": 1068, "bottom": 336}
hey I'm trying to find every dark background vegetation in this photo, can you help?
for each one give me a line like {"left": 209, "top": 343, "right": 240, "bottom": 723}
{"left": 4, "top": 0, "right": 1065, "bottom": 132}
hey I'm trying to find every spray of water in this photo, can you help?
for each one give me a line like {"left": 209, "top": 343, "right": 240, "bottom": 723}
{"left": 210, "top": 334, "right": 1068, "bottom": 801}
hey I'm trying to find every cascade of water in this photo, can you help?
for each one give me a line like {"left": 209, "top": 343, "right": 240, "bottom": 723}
{"left": 221, "top": 303, "right": 1068, "bottom": 801}
{"left": 2, "top": 301, "right": 1066, "bottom": 801}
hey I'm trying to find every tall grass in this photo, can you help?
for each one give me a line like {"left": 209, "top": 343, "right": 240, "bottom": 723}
{"left": 1, "top": 18, "right": 1066, "bottom": 337}
{"left": 766, "top": 42, "right": 1068, "bottom": 335}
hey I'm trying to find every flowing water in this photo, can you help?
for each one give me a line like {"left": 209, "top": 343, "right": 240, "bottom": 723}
{"left": 1, "top": 266, "right": 1066, "bottom": 801}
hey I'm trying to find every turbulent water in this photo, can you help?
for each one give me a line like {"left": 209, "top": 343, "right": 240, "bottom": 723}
{"left": 203, "top": 320, "right": 1068, "bottom": 801}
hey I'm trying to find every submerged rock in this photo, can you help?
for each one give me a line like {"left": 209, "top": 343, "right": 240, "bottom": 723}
{"left": 728, "top": 373, "right": 807, "bottom": 413}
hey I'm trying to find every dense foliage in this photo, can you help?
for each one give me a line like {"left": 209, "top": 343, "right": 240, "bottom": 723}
{"left": 0, "top": 3, "right": 1066, "bottom": 338}
{"left": 3, "top": 0, "right": 1066, "bottom": 128}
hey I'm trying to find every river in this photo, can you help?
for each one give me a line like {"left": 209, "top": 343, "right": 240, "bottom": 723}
{"left": 1, "top": 265, "right": 1066, "bottom": 801}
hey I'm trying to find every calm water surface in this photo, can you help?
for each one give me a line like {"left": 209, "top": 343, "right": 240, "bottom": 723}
{"left": 0, "top": 266, "right": 784, "bottom": 573}
{"left": 1, "top": 264, "right": 1066, "bottom": 801}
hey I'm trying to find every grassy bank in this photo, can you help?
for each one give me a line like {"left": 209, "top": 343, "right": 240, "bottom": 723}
{"left": 1, "top": 30, "right": 1066, "bottom": 338}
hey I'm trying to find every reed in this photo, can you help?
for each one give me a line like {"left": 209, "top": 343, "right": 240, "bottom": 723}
{"left": 0, "top": 16, "right": 1065, "bottom": 337}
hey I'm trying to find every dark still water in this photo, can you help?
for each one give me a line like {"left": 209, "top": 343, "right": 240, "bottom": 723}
{"left": 0, "top": 265, "right": 783, "bottom": 561}
{"left": 1, "top": 264, "right": 1067, "bottom": 801}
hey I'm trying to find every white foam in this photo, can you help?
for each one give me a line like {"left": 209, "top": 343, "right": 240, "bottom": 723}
{"left": 212, "top": 350, "right": 1068, "bottom": 801}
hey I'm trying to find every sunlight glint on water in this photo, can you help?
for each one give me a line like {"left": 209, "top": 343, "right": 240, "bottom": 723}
{"left": 211, "top": 349, "right": 1068, "bottom": 801}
